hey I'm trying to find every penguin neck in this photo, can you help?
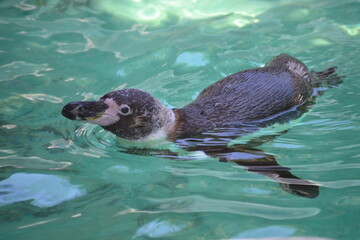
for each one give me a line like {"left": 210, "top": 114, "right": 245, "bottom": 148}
{"left": 138, "top": 107, "right": 177, "bottom": 142}
{"left": 165, "top": 109, "right": 188, "bottom": 140}
{"left": 127, "top": 108, "right": 188, "bottom": 142}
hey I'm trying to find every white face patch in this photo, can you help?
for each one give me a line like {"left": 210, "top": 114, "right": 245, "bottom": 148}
{"left": 87, "top": 98, "right": 120, "bottom": 126}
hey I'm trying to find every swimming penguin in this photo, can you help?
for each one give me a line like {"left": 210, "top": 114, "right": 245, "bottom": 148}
{"left": 62, "top": 54, "right": 341, "bottom": 198}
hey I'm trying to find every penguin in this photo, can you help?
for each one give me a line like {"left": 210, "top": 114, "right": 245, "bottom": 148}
{"left": 62, "top": 54, "right": 342, "bottom": 198}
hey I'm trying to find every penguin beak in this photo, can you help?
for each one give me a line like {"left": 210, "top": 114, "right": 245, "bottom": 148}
{"left": 62, "top": 101, "right": 109, "bottom": 121}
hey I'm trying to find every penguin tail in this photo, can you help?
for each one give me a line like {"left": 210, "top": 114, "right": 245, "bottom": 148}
{"left": 313, "top": 67, "right": 343, "bottom": 88}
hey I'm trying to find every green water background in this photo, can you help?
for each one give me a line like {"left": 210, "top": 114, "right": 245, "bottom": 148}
{"left": 0, "top": 0, "right": 360, "bottom": 239}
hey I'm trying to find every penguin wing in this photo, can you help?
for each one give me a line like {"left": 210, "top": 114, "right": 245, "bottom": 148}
{"left": 192, "top": 68, "right": 310, "bottom": 120}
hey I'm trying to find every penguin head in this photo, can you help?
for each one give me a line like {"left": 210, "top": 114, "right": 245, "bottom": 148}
{"left": 62, "top": 88, "right": 175, "bottom": 141}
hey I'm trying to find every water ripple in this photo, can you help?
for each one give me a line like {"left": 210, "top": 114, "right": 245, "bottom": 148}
{"left": 133, "top": 218, "right": 193, "bottom": 238}
{"left": 0, "top": 61, "right": 50, "bottom": 81}
{"left": 62, "top": 123, "right": 118, "bottom": 158}
{"left": 0, "top": 154, "right": 71, "bottom": 170}
{"left": 321, "top": 180, "right": 360, "bottom": 189}
{"left": 0, "top": 0, "right": 359, "bottom": 238}
{"left": 20, "top": 93, "right": 63, "bottom": 103}
{"left": 117, "top": 195, "right": 320, "bottom": 220}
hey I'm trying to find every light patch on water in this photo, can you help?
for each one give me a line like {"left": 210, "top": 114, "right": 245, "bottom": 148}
{"left": 241, "top": 187, "right": 272, "bottom": 195}
{"left": 116, "top": 69, "right": 126, "bottom": 77}
{"left": 272, "top": 137, "right": 305, "bottom": 149}
{"left": 20, "top": 93, "right": 63, "bottom": 103}
{"left": 228, "top": 237, "right": 332, "bottom": 240}
{"left": 1, "top": 124, "right": 17, "bottom": 129}
{"left": 64, "top": 77, "right": 75, "bottom": 82}
{"left": 340, "top": 23, "right": 360, "bottom": 36}
{"left": 47, "top": 139, "right": 73, "bottom": 149}
{"left": 137, "top": 5, "right": 162, "bottom": 21}
{"left": 0, "top": 149, "right": 16, "bottom": 154}
{"left": 287, "top": 8, "right": 310, "bottom": 21}
{"left": 0, "top": 155, "right": 72, "bottom": 170}
{"left": 0, "top": 61, "right": 50, "bottom": 81}
{"left": 232, "top": 225, "right": 295, "bottom": 239}
{"left": 18, "top": 218, "right": 58, "bottom": 229}
{"left": 56, "top": 42, "right": 90, "bottom": 54}
{"left": 133, "top": 218, "right": 191, "bottom": 238}
{"left": 0, "top": 0, "right": 25, "bottom": 9}
{"left": 142, "top": 195, "right": 320, "bottom": 220}
{"left": 104, "top": 165, "right": 144, "bottom": 175}
{"left": 111, "top": 83, "right": 128, "bottom": 91}
{"left": 78, "top": 92, "right": 101, "bottom": 101}
{"left": 166, "top": 166, "right": 255, "bottom": 181}
{"left": 291, "top": 160, "right": 360, "bottom": 172}
{"left": 94, "top": 0, "right": 271, "bottom": 27}
{"left": 320, "top": 180, "right": 360, "bottom": 189}
{"left": 161, "top": 99, "right": 176, "bottom": 109}
{"left": 14, "top": 1, "right": 37, "bottom": 11}
{"left": 0, "top": 173, "right": 85, "bottom": 208}
{"left": 309, "top": 38, "right": 332, "bottom": 46}
{"left": 71, "top": 213, "right": 82, "bottom": 218}
{"left": 233, "top": 18, "right": 259, "bottom": 28}
{"left": 186, "top": 150, "right": 209, "bottom": 159}
{"left": 54, "top": 31, "right": 95, "bottom": 54}
{"left": 334, "top": 143, "right": 360, "bottom": 150}
{"left": 175, "top": 52, "right": 209, "bottom": 67}
{"left": 336, "top": 195, "right": 360, "bottom": 206}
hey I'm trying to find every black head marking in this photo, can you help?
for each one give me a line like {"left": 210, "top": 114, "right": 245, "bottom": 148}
{"left": 100, "top": 89, "right": 174, "bottom": 140}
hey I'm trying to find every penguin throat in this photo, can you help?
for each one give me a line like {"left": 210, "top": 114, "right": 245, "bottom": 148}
{"left": 135, "top": 109, "right": 176, "bottom": 142}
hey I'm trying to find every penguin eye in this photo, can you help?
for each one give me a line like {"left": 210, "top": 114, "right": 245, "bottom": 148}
{"left": 119, "top": 104, "right": 132, "bottom": 116}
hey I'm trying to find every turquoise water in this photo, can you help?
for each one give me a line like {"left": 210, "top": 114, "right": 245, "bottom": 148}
{"left": 1, "top": 0, "right": 360, "bottom": 239}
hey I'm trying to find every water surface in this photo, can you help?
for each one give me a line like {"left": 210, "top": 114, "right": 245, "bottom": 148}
{"left": 1, "top": 0, "right": 360, "bottom": 239}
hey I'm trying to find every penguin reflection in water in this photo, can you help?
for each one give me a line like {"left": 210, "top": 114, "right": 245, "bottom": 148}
{"left": 62, "top": 54, "right": 342, "bottom": 198}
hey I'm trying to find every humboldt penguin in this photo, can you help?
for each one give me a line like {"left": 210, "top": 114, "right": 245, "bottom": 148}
{"left": 62, "top": 54, "right": 341, "bottom": 198}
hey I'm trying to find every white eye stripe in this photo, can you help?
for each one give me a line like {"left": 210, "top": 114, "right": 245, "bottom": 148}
{"left": 119, "top": 104, "right": 132, "bottom": 116}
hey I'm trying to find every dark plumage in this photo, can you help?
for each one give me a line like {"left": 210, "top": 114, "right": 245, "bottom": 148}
{"left": 170, "top": 54, "right": 336, "bottom": 139}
